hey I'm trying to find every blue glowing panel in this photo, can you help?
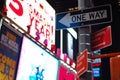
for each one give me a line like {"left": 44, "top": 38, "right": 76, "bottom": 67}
{"left": 92, "top": 68, "right": 100, "bottom": 77}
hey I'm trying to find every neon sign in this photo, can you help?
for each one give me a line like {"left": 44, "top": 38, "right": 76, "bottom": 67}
{"left": 6, "top": 0, "right": 55, "bottom": 49}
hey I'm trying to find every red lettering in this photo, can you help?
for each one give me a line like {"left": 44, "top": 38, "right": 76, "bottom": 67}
{"left": 27, "top": 14, "right": 34, "bottom": 34}
{"left": 34, "top": 9, "right": 39, "bottom": 19}
{"left": 29, "top": 4, "right": 33, "bottom": 14}
{"left": 46, "top": 29, "right": 50, "bottom": 40}
{"left": 40, "top": 25, "right": 45, "bottom": 36}
{"left": 35, "top": 19, "right": 40, "bottom": 41}
{"left": 51, "top": 25, "right": 53, "bottom": 35}
{"left": 35, "top": 31, "right": 40, "bottom": 41}
{"left": 9, "top": 0, "right": 23, "bottom": 16}
{"left": 35, "top": 19, "right": 39, "bottom": 32}
{"left": 35, "top": 0, "right": 36, "bottom": 3}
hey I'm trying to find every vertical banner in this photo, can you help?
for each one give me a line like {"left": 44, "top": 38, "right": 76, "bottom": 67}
{"left": 0, "top": 21, "right": 22, "bottom": 80}
{"left": 76, "top": 49, "right": 88, "bottom": 77}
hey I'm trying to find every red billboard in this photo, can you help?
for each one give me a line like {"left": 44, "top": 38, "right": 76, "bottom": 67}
{"left": 76, "top": 49, "right": 88, "bottom": 77}
{"left": 58, "top": 63, "right": 78, "bottom": 80}
{"left": 91, "top": 26, "right": 112, "bottom": 51}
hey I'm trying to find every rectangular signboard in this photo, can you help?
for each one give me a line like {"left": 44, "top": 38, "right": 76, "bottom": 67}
{"left": 91, "top": 26, "right": 112, "bottom": 51}
{"left": 56, "top": 4, "right": 112, "bottom": 30}
{"left": 76, "top": 49, "right": 88, "bottom": 77}
{"left": 0, "top": 21, "right": 22, "bottom": 80}
{"left": 58, "top": 63, "right": 77, "bottom": 80}
{"left": 6, "top": 0, "right": 55, "bottom": 49}
{"left": 16, "top": 36, "right": 59, "bottom": 80}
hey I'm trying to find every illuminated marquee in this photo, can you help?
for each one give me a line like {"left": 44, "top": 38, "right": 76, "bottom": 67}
{"left": 6, "top": 0, "right": 55, "bottom": 49}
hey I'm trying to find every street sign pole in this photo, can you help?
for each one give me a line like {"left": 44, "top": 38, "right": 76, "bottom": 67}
{"left": 78, "top": 0, "right": 93, "bottom": 80}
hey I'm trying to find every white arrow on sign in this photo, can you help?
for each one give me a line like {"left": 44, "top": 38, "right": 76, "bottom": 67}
{"left": 58, "top": 10, "right": 107, "bottom": 27}
{"left": 59, "top": 13, "right": 72, "bottom": 27}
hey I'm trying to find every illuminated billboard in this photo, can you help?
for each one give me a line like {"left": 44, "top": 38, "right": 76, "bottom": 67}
{"left": 6, "top": 0, "right": 55, "bottom": 49}
{"left": 0, "top": 21, "right": 22, "bottom": 80}
{"left": 16, "top": 36, "right": 59, "bottom": 80}
{"left": 58, "top": 63, "right": 77, "bottom": 80}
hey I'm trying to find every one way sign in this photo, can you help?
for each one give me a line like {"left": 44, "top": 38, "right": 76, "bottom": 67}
{"left": 56, "top": 4, "right": 112, "bottom": 30}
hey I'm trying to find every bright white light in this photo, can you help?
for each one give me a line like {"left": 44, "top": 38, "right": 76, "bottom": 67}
{"left": 67, "top": 28, "right": 77, "bottom": 39}
{"left": 6, "top": 0, "right": 55, "bottom": 49}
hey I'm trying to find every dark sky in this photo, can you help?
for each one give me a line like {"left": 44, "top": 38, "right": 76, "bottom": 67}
{"left": 47, "top": 0, "right": 78, "bottom": 13}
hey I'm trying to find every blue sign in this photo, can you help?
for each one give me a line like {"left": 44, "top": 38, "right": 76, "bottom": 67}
{"left": 56, "top": 4, "right": 112, "bottom": 30}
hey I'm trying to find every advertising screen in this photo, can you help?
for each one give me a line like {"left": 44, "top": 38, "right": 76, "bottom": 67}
{"left": 0, "top": 21, "right": 22, "bottom": 80}
{"left": 58, "top": 63, "right": 77, "bottom": 80}
{"left": 16, "top": 36, "right": 59, "bottom": 80}
{"left": 6, "top": 0, "right": 55, "bottom": 49}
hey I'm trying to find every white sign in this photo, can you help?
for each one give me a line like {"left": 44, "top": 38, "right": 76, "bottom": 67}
{"left": 59, "top": 10, "right": 107, "bottom": 27}
{"left": 6, "top": 0, "right": 55, "bottom": 49}
{"left": 56, "top": 4, "right": 112, "bottom": 30}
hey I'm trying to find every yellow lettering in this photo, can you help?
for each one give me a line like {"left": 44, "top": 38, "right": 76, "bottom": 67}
{"left": 12, "top": 60, "right": 16, "bottom": 69}
{"left": 6, "top": 57, "right": 12, "bottom": 67}
{"left": 9, "top": 68, "right": 14, "bottom": 77}
{"left": 6, "top": 57, "right": 13, "bottom": 68}
{"left": 4, "top": 75, "right": 8, "bottom": 80}
{"left": 9, "top": 76, "right": 13, "bottom": 80}
{"left": 6, "top": 32, "right": 16, "bottom": 41}
{"left": 0, "top": 53, "right": 3, "bottom": 62}
{"left": 0, "top": 72, "right": 6, "bottom": 80}
{"left": 0, "top": 54, "right": 16, "bottom": 68}
{"left": 6, "top": 57, "right": 16, "bottom": 69}
{"left": 0, "top": 63, "right": 4, "bottom": 72}
{"left": 1, "top": 55, "right": 7, "bottom": 64}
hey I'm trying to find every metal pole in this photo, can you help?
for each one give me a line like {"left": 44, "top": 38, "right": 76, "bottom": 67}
{"left": 78, "top": 0, "right": 94, "bottom": 80}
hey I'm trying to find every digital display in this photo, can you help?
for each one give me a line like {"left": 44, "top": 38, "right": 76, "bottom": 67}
{"left": 6, "top": 0, "right": 55, "bottom": 49}
{"left": 93, "top": 50, "right": 101, "bottom": 64}
{"left": 58, "top": 63, "right": 76, "bottom": 80}
{"left": 16, "top": 36, "right": 59, "bottom": 80}
{"left": 92, "top": 68, "right": 100, "bottom": 77}
{"left": 0, "top": 21, "right": 22, "bottom": 80}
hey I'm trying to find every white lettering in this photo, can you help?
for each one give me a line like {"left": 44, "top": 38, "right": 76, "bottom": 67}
{"left": 0, "top": 34, "right": 19, "bottom": 53}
